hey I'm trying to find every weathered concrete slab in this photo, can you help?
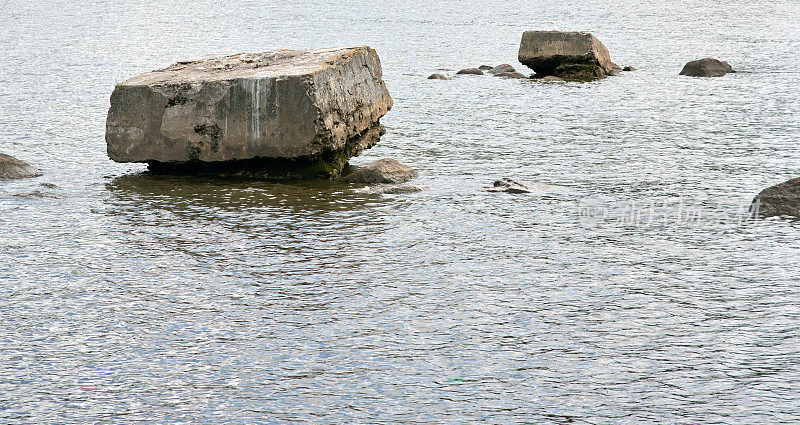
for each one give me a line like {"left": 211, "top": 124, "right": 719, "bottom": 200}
{"left": 106, "top": 46, "right": 392, "bottom": 178}
{"left": 518, "top": 31, "right": 614, "bottom": 78}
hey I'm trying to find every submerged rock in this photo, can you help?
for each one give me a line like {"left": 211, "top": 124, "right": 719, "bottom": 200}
{"left": 354, "top": 184, "right": 428, "bottom": 194}
{"left": 518, "top": 31, "right": 615, "bottom": 81}
{"left": 680, "top": 58, "right": 735, "bottom": 77}
{"left": 428, "top": 73, "right": 450, "bottom": 80}
{"left": 105, "top": 46, "right": 392, "bottom": 179}
{"left": 487, "top": 64, "right": 516, "bottom": 74}
{"left": 0, "top": 153, "right": 41, "bottom": 179}
{"left": 494, "top": 71, "right": 528, "bottom": 79}
{"left": 533, "top": 75, "right": 566, "bottom": 82}
{"left": 343, "top": 158, "right": 418, "bottom": 184}
{"left": 456, "top": 68, "right": 484, "bottom": 75}
{"left": 486, "top": 178, "right": 533, "bottom": 194}
{"left": 751, "top": 178, "right": 800, "bottom": 218}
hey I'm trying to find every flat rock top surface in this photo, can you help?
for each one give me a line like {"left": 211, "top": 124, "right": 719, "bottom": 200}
{"left": 122, "top": 47, "right": 373, "bottom": 85}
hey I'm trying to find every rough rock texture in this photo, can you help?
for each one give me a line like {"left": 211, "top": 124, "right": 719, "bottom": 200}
{"left": 751, "top": 178, "right": 800, "bottom": 218}
{"left": 0, "top": 153, "right": 41, "bottom": 179}
{"left": 495, "top": 72, "right": 528, "bottom": 79}
{"left": 487, "top": 64, "right": 516, "bottom": 74}
{"left": 478, "top": 65, "right": 493, "bottom": 70}
{"left": 106, "top": 46, "right": 392, "bottom": 179}
{"left": 342, "top": 158, "right": 418, "bottom": 184}
{"left": 456, "top": 68, "right": 484, "bottom": 75}
{"left": 680, "top": 58, "right": 735, "bottom": 77}
{"left": 519, "top": 31, "right": 614, "bottom": 80}
{"left": 428, "top": 73, "right": 449, "bottom": 80}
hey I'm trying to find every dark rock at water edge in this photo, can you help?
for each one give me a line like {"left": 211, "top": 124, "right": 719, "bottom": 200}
{"left": 518, "top": 31, "right": 615, "bottom": 81}
{"left": 342, "top": 158, "right": 418, "bottom": 184}
{"left": 478, "top": 65, "right": 493, "bottom": 70}
{"left": 494, "top": 71, "right": 528, "bottom": 79}
{"left": 553, "top": 63, "right": 606, "bottom": 81}
{"left": 106, "top": 46, "right": 392, "bottom": 179}
{"left": 0, "top": 153, "right": 42, "bottom": 179}
{"left": 456, "top": 68, "right": 484, "bottom": 75}
{"left": 428, "top": 73, "right": 450, "bottom": 80}
{"left": 623, "top": 66, "right": 636, "bottom": 71}
{"left": 751, "top": 178, "right": 800, "bottom": 218}
{"left": 486, "top": 178, "right": 533, "bottom": 194}
{"left": 487, "top": 64, "right": 516, "bottom": 74}
{"left": 680, "top": 58, "right": 735, "bottom": 77}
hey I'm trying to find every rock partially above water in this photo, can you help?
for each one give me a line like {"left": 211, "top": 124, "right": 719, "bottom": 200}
{"left": 0, "top": 153, "right": 41, "bottom": 179}
{"left": 106, "top": 46, "right": 392, "bottom": 179}
{"left": 494, "top": 71, "right": 528, "bottom": 79}
{"left": 456, "top": 68, "right": 484, "bottom": 75}
{"left": 354, "top": 183, "right": 428, "bottom": 194}
{"left": 478, "top": 65, "right": 493, "bottom": 70}
{"left": 680, "top": 58, "right": 735, "bottom": 77}
{"left": 751, "top": 177, "right": 800, "bottom": 218}
{"left": 342, "top": 158, "right": 418, "bottom": 184}
{"left": 486, "top": 178, "right": 533, "bottom": 194}
{"left": 487, "top": 64, "right": 516, "bottom": 74}
{"left": 518, "top": 31, "right": 615, "bottom": 81}
{"left": 428, "top": 73, "right": 450, "bottom": 80}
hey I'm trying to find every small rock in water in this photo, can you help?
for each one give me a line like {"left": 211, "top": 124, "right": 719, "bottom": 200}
{"left": 680, "top": 58, "right": 735, "bottom": 77}
{"left": 343, "top": 158, "right": 418, "bottom": 184}
{"left": 0, "top": 153, "right": 42, "bottom": 180}
{"left": 623, "top": 66, "right": 637, "bottom": 71}
{"left": 456, "top": 68, "right": 484, "bottom": 75}
{"left": 355, "top": 184, "right": 428, "bottom": 194}
{"left": 487, "top": 64, "right": 516, "bottom": 74}
{"left": 428, "top": 73, "right": 449, "bottom": 80}
{"left": 536, "top": 75, "right": 565, "bottom": 81}
{"left": 486, "top": 178, "right": 533, "bottom": 194}
{"left": 751, "top": 177, "right": 800, "bottom": 218}
{"left": 494, "top": 71, "right": 527, "bottom": 79}
{"left": 478, "top": 65, "right": 493, "bottom": 70}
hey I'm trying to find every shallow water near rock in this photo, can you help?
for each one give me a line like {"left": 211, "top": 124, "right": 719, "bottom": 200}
{"left": 1, "top": 1, "right": 800, "bottom": 423}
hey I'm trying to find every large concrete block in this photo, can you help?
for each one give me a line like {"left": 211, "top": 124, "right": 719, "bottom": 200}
{"left": 518, "top": 31, "right": 614, "bottom": 77}
{"left": 106, "top": 46, "right": 392, "bottom": 178}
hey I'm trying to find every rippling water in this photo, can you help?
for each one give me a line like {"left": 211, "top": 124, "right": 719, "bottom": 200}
{"left": 2, "top": 0, "right": 800, "bottom": 423}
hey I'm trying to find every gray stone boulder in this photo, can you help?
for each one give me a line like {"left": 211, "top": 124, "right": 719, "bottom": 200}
{"left": 106, "top": 46, "right": 392, "bottom": 179}
{"left": 680, "top": 58, "right": 735, "bottom": 77}
{"left": 456, "top": 68, "right": 484, "bottom": 75}
{"left": 518, "top": 31, "right": 615, "bottom": 81}
{"left": 478, "top": 65, "right": 493, "bottom": 70}
{"left": 751, "top": 178, "right": 800, "bottom": 218}
{"left": 0, "top": 153, "right": 41, "bottom": 179}
{"left": 342, "top": 158, "right": 418, "bottom": 184}
{"left": 428, "top": 73, "right": 449, "bottom": 80}
{"left": 487, "top": 64, "right": 516, "bottom": 74}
